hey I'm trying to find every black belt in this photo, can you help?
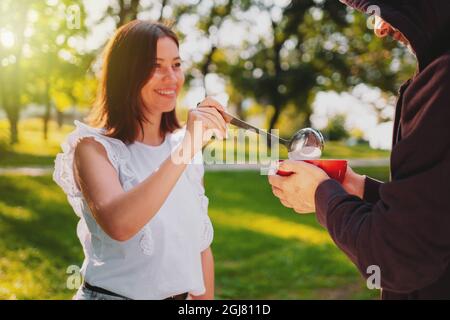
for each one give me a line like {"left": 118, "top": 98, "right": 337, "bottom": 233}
{"left": 83, "top": 282, "right": 131, "bottom": 299}
{"left": 83, "top": 282, "right": 188, "bottom": 300}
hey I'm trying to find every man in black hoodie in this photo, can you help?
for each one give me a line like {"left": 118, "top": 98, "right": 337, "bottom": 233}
{"left": 269, "top": 0, "right": 450, "bottom": 299}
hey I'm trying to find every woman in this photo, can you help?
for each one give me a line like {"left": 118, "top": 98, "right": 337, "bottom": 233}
{"left": 53, "top": 20, "right": 227, "bottom": 300}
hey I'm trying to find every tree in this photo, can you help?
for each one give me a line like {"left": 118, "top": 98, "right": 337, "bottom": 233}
{"left": 0, "top": 0, "right": 89, "bottom": 143}
{"left": 212, "top": 0, "right": 414, "bottom": 135}
{"left": 26, "top": 0, "right": 89, "bottom": 140}
{"left": 0, "top": 0, "right": 30, "bottom": 144}
{"left": 323, "top": 114, "right": 349, "bottom": 141}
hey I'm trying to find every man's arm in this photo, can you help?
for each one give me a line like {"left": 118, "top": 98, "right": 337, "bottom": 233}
{"left": 315, "top": 168, "right": 450, "bottom": 294}
{"left": 315, "top": 58, "right": 450, "bottom": 293}
{"left": 363, "top": 176, "right": 383, "bottom": 204}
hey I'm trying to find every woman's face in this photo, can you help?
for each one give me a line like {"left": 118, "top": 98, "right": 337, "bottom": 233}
{"left": 141, "top": 37, "right": 184, "bottom": 115}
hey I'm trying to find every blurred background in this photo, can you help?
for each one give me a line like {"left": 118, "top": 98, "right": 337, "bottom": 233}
{"left": 0, "top": 0, "right": 415, "bottom": 299}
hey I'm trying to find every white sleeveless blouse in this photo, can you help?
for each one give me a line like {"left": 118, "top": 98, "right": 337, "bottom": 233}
{"left": 53, "top": 121, "right": 213, "bottom": 299}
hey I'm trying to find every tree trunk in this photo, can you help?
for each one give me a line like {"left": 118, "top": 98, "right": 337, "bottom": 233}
{"left": 43, "top": 77, "right": 52, "bottom": 141}
{"left": 201, "top": 46, "right": 217, "bottom": 92}
{"left": 118, "top": 0, "right": 127, "bottom": 26}
{"left": 118, "top": 0, "right": 140, "bottom": 27}
{"left": 267, "top": 103, "right": 282, "bottom": 149}
{"left": 6, "top": 109, "right": 19, "bottom": 145}
{"left": 269, "top": 105, "right": 281, "bottom": 132}
{"left": 159, "top": 0, "right": 168, "bottom": 21}
{"left": 4, "top": 73, "right": 21, "bottom": 145}
{"left": 3, "top": 3, "right": 30, "bottom": 145}
{"left": 10, "top": 119, "right": 18, "bottom": 145}
{"left": 267, "top": 22, "right": 284, "bottom": 148}
{"left": 235, "top": 99, "right": 245, "bottom": 121}
{"left": 43, "top": 103, "right": 51, "bottom": 141}
{"left": 129, "top": 0, "right": 139, "bottom": 20}
{"left": 303, "top": 111, "right": 312, "bottom": 127}
{"left": 56, "top": 110, "right": 64, "bottom": 128}
{"left": 200, "top": 1, "right": 232, "bottom": 93}
{"left": 43, "top": 51, "right": 54, "bottom": 141}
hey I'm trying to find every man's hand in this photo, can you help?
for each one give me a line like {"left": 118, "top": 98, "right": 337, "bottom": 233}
{"left": 268, "top": 160, "right": 329, "bottom": 214}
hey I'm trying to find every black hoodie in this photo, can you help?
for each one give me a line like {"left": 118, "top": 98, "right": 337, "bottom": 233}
{"left": 315, "top": 0, "right": 450, "bottom": 299}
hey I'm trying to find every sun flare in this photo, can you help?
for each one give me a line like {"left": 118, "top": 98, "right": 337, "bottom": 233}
{"left": 0, "top": 30, "right": 15, "bottom": 48}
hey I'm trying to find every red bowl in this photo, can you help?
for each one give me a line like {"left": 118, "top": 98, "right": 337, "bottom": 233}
{"left": 277, "top": 159, "right": 348, "bottom": 183}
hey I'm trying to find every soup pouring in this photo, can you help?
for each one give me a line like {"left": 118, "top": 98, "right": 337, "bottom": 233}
{"left": 219, "top": 110, "right": 325, "bottom": 157}
{"left": 218, "top": 109, "right": 347, "bottom": 183}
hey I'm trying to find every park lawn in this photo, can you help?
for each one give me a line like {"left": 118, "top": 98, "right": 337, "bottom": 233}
{"left": 0, "top": 119, "right": 74, "bottom": 167}
{"left": 0, "top": 119, "right": 390, "bottom": 168}
{"left": 0, "top": 167, "right": 389, "bottom": 300}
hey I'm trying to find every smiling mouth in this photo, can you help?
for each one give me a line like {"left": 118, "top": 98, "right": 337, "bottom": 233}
{"left": 155, "top": 89, "right": 176, "bottom": 97}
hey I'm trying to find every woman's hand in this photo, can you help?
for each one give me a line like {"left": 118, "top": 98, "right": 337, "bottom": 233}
{"left": 341, "top": 165, "right": 366, "bottom": 199}
{"left": 183, "top": 97, "right": 228, "bottom": 156}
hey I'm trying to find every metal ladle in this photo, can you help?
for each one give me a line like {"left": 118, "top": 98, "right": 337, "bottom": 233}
{"left": 219, "top": 110, "right": 325, "bottom": 156}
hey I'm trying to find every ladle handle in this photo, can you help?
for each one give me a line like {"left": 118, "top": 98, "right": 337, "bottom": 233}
{"left": 219, "top": 110, "right": 290, "bottom": 147}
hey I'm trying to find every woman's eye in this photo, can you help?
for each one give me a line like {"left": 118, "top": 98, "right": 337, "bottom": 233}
{"left": 173, "top": 63, "right": 181, "bottom": 68}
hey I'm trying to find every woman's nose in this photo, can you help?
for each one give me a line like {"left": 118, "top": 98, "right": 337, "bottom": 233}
{"left": 162, "top": 68, "right": 177, "bottom": 81}
{"left": 374, "top": 16, "right": 390, "bottom": 38}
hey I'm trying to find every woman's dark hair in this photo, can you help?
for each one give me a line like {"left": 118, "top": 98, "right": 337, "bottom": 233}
{"left": 89, "top": 20, "right": 181, "bottom": 144}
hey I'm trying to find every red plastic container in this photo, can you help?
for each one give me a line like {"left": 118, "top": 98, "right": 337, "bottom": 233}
{"left": 277, "top": 159, "right": 348, "bottom": 183}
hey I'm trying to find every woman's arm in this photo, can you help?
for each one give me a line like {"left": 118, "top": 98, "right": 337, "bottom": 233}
{"left": 74, "top": 136, "right": 193, "bottom": 241}
{"left": 190, "top": 247, "right": 215, "bottom": 300}
{"left": 74, "top": 104, "right": 227, "bottom": 242}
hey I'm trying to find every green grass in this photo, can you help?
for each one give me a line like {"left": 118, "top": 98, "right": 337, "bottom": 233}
{"left": 0, "top": 167, "right": 389, "bottom": 300}
{"left": 321, "top": 141, "right": 389, "bottom": 159}
{"left": 0, "top": 119, "right": 389, "bottom": 168}
{"left": 0, "top": 175, "right": 82, "bottom": 299}
{"left": 0, "top": 119, "right": 74, "bottom": 167}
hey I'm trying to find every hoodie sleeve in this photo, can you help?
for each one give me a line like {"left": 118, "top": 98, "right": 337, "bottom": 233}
{"left": 363, "top": 176, "right": 383, "bottom": 204}
{"left": 314, "top": 55, "right": 450, "bottom": 294}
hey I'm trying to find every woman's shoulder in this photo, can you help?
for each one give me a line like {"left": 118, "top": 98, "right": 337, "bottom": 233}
{"left": 53, "top": 121, "right": 131, "bottom": 196}
{"left": 72, "top": 122, "right": 111, "bottom": 154}
{"left": 74, "top": 136, "right": 110, "bottom": 166}
{"left": 72, "top": 121, "right": 126, "bottom": 147}
{"left": 71, "top": 121, "right": 129, "bottom": 168}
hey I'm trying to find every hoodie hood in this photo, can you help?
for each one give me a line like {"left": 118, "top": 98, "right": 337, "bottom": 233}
{"left": 341, "top": 0, "right": 450, "bottom": 71}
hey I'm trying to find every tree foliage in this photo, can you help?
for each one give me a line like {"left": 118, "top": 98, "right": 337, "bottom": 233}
{"left": 0, "top": 0, "right": 416, "bottom": 145}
